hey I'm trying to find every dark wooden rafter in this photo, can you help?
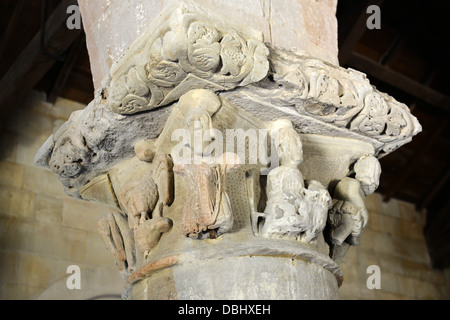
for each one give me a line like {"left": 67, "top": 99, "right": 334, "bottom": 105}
{"left": 0, "top": 0, "right": 26, "bottom": 61}
{"left": 338, "top": 0, "right": 384, "bottom": 65}
{"left": 424, "top": 193, "right": 450, "bottom": 269}
{"left": 0, "top": 0, "right": 81, "bottom": 128}
{"left": 382, "top": 118, "right": 448, "bottom": 202}
{"left": 47, "top": 34, "right": 86, "bottom": 104}
{"left": 417, "top": 164, "right": 450, "bottom": 211}
{"left": 0, "top": 0, "right": 43, "bottom": 77}
{"left": 348, "top": 52, "right": 450, "bottom": 113}
{"left": 409, "top": 34, "right": 450, "bottom": 112}
{"left": 378, "top": 0, "right": 423, "bottom": 66}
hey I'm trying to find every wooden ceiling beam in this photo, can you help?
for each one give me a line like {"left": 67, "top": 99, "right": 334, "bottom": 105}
{"left": 0, "top": 0, "right": 26, "bottom": 60}
{"left": 383, "top": 118, "right": 449, "bottom": 202}
{"left": 408, "top": 38, "right": 449, "bottom": 113}
{"left": 0, "top": 0, "right": 45, "bottom": 77}
{"left": 47, "top": 34, "right": 85, "bottom": 104}
{"left": 417, "top": 165, "right": 450, "bottom": 211}
{"left": 348, "top": 52, "right": 450, "bottom": 113}
{"left": 0, "top": 0, "right": 80, "bottom": 128}
{"left": 378, "top": 0, "right": 423, "bottom": 66}
{"left": 338, "top": 0, "right": 384, "bottom": 65}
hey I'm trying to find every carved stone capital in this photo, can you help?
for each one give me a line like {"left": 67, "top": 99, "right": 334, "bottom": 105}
{"left": 35, "top": 1, "right": 421, "bottom": 300}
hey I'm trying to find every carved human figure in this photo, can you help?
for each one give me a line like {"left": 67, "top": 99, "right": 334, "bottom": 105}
{"left": 46, "top": 118, "right": 91, "bottom": 196}
{"left": 95, "top": 140, "right": 174, "bottom": 274}
{"left": 259, "top": 119, "right": 331, "bottom": 242}
{"left": 117, "top": 144, "right": 174, "bottom": 253}
{"left": 173, "top": 90, "right": 238, "bottom": 239}
{"left": 97, "top": 211, "right": 136, "bottom": 278}
{"left": 327, "top": 155, "right": 381, "bottom": 262}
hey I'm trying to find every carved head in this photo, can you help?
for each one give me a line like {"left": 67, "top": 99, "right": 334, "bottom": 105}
{"left": 178, "top": 89, "right": 222, "bottom": 157}
{"left": 354, "top": 155, "right": 382, "bottom": 196}
{"left": 184, "top": 107, "right": 215, "bottom": 156}
{"left": 270, "top": 119, "right": 303, "bottom": 167}
{"left": 49, "top": 137, "right": 86, "bottom": 179}
{"left": 47, "top": 117, "right": 90, "bottom": 183}
{"left": 178, "top": 89, "right": 222, "bottom": 115}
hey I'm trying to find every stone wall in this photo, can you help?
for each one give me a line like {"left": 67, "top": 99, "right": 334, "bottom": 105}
{"left": 339, "top": 193, "right": 450, "bottom": 299}
{"left": 0, "top": 91, "right": 123, "bottom": 300}
{"left": 0, "top": 91, "right": 448, "bottom": 299}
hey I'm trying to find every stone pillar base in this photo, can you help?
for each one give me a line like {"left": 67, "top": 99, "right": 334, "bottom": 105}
{"left": 127, "top": 241, "right": 341, "bottom": 300}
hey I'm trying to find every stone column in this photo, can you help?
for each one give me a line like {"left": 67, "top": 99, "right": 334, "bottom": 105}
{"left": 78, "top": 0, "right": 339, "bottom": 90}
{"left": 35, "top": 0, "right": 421, "bottom": 299}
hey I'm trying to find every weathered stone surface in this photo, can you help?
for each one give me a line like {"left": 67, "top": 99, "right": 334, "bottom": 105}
{"left": 34, "top": 94, "right": 171, "bottom": 196}
{"left": 221, "top": 43, "right": 422, "bottom": 156}
{"left": 34, "top": 0, "right": 425, "bottom": 301}
{"left": 34, "top": 39, "right": 421, "bottom": 196}
{"left": 130, "top": 255, "right": 339, "bottom": 300}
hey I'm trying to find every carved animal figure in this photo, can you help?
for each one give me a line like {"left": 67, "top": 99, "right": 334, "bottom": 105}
{"left": 259, "top": 119, "right": 331, "bottom": 242}
{"left": 327, "top": 155, "right": 381, "bottom": 262}
{"left": 116, "top": 152, "right": 174, "bottom": 252}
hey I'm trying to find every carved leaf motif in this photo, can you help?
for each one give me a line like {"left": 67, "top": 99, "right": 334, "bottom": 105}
{"left": 110, "top": 77, "right": 128, "bottom": 102}
{"left": 119, "top": 95, "right": 149, "bottom": 114}
{"left": 109, "top": 67, "right": 151, "bottom": 114}
{"left": 350, "top": 93, "right": 389, "bottom": 136}
{"left": 309, "top": 72, "right": 341, "bottom": 106}
{"left": 161, "top": 31, "right": 182, "bottom": 61}
{"left": 305, "top": 103, "right": 337, "bottom": 117}
{"left": 386, "top": 108, "right": 407, "bottom": 137}
{"left": 149, "top": 60, "right": 187, "bottom": 85}
{"left": 126, "top": 68, "right": 149, "bottom": 97}
{"left": 339, "top": 83, "right": 358, "bottom": 107}
{"left": 240, "top": 39, "right": 270, "bottom": 87}
{"left": 279, "top": 67, "right": 308, "bottom": 92}
{"left": 108, "top": 13, "right": 269, "bottom": 115}
{"left": 188, "top": 43, "right": 221, "bottom": 72}
{"left": 220, "top": 35, "right": 247, "bottom": 76}
{"left": 187, "top": 21, "right": 221, "bottom": 45}
{"left": 359, "top": 117, "right": 386, "bottom": 136}
{"left": 365, "top": 93, "right": 389, "bottom": 117}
